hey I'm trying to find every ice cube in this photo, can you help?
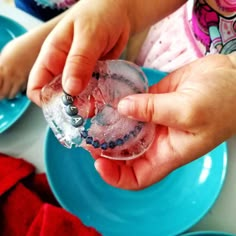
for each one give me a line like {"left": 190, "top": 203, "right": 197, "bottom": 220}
{"left": 41, "top": 60, "right": 156, "bottom": 160}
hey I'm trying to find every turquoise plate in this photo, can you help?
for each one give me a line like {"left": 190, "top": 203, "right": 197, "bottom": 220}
{"left": 0, "top": 15, "right": 30, "bottom": 133}
{"left": 44, "top": 68, "right": 228, "bottom": 236}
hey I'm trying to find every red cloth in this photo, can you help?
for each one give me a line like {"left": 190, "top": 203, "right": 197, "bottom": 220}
{"left": 0, "top": 154, "right": 34, "bottom": 195}
{"left": 27, "top": 204, "right": 100, "bottom": 236}
{"left": 0, "top": 153, "right": 101, "bottom": 236}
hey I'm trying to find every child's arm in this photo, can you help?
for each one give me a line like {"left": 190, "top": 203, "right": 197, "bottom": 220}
{"left": 0, "top": 10, "right": 67, "bottom": 99}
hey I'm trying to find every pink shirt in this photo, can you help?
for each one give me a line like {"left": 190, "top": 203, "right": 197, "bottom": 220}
{"left": 136, "top": 0, "right": 236, "bottom": 72}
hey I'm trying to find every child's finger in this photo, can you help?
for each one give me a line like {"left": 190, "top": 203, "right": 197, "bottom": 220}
{"left": 27, "top": 19, "right": 72, "bottom": 106}
{"left": 61, "top": 19, "right": 103, "bottom": 96}
{"left": 0, "top": 78, "right": 11, "bottom": 99}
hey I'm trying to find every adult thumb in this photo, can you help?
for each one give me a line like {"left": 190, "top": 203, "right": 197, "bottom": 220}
{"left": 117, "top": 92, "right": 188, "bottom": 128}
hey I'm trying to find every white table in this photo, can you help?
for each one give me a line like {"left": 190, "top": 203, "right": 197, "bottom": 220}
{"left": 1, "top": 3, "right": 236, "bottom": 235}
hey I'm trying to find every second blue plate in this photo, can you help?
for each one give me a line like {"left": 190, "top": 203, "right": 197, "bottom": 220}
{"left": 0, "top": 15, "right": 30, "bottom": 133}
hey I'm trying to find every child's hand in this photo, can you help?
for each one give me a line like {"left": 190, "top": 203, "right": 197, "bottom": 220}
{"left": 27, "top": 0, "right": 131, "bottom": 106}
{"left": 0, "top": 37, "right": 30, "bottom": 99}
{"left": 93, "top": 54, "right": 236, "bottom": 190}
{"left": 0, "top": 12, "right": 67, "bottom": 100}
{"left": 27, "top": 0, "right": 185, "bottom": 106}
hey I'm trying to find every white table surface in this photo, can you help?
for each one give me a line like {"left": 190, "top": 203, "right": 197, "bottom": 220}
{"left": 0, "top": 3, "right": 236, "bottom": 235}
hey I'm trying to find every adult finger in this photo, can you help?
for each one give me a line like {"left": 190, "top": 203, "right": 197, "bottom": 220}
{"left": 117, "top": 91, "right": 193, "bottom": 129}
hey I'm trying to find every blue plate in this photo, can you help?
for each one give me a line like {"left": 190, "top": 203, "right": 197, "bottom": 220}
{"left": 0, "top": 15, "right": 30, "bottom": 133}
{"left": 44, "top": 68, "right": 228, "bottom": 236}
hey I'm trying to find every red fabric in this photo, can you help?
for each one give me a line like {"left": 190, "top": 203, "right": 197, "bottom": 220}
{"left": 0, "top": 153, "right": 101, "bottom": 236}
{"left": 0, "top": 153, "right": 35, "bottom": 195}
{"left": 27, "top": 204, "right": 100, "bottom": 236}
{"left": 1, "top": 183, "right": 43, "bottom": 236}
{"left": 22, "top": 173, "right": 59, "bottom": 206}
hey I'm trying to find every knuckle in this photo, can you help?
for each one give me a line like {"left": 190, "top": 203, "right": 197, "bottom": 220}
{"left": 144, "top": 94, "right": 157, "bottom": 122}
{"left": 67, "top": 53, "right": 91, "bottom": 68}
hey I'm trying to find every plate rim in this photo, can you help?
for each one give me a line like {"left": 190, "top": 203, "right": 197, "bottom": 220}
{"left": 0, "top": 98, "right": 31, "bottom": 134}
{"left": 0, "top": 14, "right": 27, "bottom": 33}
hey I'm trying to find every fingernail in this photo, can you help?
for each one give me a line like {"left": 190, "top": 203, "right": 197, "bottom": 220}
{"left": 117, "top": 97, "right": 134, "bottom": 116}
{"left": 64, "top": 77, "right": 83, "bottom": 95}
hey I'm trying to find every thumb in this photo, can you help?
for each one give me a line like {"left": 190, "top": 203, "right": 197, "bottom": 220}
{"left": 117, "top": 93, "right": 188, "bottom": 128}
{"left": 61, "top": 28, "right": 101, "bottom": 95}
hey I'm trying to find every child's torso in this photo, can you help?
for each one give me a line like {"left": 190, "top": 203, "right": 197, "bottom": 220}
{"left": 187, "top": 0, "right": 236, "bottom": 55}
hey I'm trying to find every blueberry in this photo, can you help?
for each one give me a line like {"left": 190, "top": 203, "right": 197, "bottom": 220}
{"left": 135, "top": 125, "right": 142, "bottom": 133}
{"left": 129, "top": 130, "right": 136, "bottom": 137}
{"left": 109, "top": 141, "right": 116, "bottom": 149}
{"left": 86, "top": 136, "right": 93, "bottom": 144}
{"left": 130, "top": 126, "right": 141, "bottom": 137}
{"left": 80, "top": 130, "right": 88, "bottom": 138}
{"left": 92, "top": 72, "right": 100, "bottom": 80}
{"left": 92, "top": 140, "right": 100, "bottom": 148}
{"left": 101, "top": 142, "right": 108, "bottom": 150}
{"left": 123, "top": 134, "right": 130, "bottom": 141}
{"left": 116, "top": 138, "right": 124, "bottom": 146}
{"left": 95, "top": 72, "right": 100, "bottom": 80}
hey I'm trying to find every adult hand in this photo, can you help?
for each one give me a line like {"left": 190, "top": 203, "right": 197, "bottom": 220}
{"left": 93, "top": 54, "right": 236, "bottom": 190}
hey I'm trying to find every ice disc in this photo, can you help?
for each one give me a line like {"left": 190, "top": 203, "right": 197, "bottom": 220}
{"left": 41, "top": 60, "right": 156, "bottom": 160}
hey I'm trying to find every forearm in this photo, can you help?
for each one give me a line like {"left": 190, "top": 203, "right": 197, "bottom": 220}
{"left": 127, "top": 0, "right": 187, "bottom": 34}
